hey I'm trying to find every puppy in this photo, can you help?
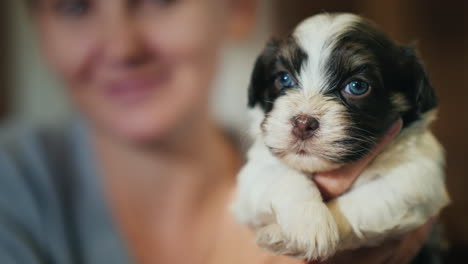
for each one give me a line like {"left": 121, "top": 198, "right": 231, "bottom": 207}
{"left": 232, "top": 13, "right": 450, "bottom": 261}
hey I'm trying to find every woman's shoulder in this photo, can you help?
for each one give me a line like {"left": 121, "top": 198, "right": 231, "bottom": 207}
{"left": 0, "top": 119, "right": 133, "bottom": 264}
{"left": 0, "top": 119, "right": 96, "bottom": 219}
{"left": 0, "top": 120, "right": 82, "bottom": 262}
{"left": 0, "top": 120, "right": 82, "bottom": 219}
{"left": 0, "top": 120, "right": 77, "bottom": 188}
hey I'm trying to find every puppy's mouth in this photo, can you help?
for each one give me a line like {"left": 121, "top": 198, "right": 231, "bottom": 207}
{"left": 267, "top": 143, "right": 313, "bottom": 158}
{"left": 266, "top": 142, "right": 343, "bottom": 173}
{"left": 296, "top": 149, "right": 310, "bottom": 155}
{"left": 291, "top": 141, "right": 313, "bottom": 156}
{"left": 265, "top": 129, "right": 320, "bottom": 158}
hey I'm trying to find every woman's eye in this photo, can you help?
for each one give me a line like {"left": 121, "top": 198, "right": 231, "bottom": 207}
{"left": 275, "top": 73, "right": 296, "bottom": 89}
{"left": 343, "top": 80, "right": 370, "bottom": 96}
{"left": 147, "top": 0, "right": 177, "bottom": 7}
{"left": 56, "top": 0, "right": 90, "bottom": 17}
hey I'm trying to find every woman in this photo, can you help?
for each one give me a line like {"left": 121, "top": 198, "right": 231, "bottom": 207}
{"left": 0, "top": 0, "right": 436, "bottom": 263}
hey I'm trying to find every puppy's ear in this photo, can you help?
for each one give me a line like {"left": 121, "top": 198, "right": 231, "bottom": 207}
{"left": 248, "top": 39, "right": 280, "bottom": 109}
{"left": 399, "top": 45, "right": 437, "bottom": 120}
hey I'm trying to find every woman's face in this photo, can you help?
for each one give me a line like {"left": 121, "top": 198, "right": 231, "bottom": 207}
{"left": 33, "top": 0, "right": 247, "bottom": 144}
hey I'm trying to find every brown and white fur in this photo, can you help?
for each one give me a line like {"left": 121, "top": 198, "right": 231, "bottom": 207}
{"left": 232, "top": 13, "right": 450, "bottom": 261}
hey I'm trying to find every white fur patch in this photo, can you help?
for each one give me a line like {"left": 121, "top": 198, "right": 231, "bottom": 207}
{"left": 294, "top": 13, "right": 361, "bottom": 97}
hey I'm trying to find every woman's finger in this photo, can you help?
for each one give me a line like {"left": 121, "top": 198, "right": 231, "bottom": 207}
{"left": 313, "top": 119, "right": 403, "bottom": 200}
{"left": 385, "top": 216, "right": 438, "bottom": 264}
{"left": 306, "top": 239, "right": 397, "bottom": 264}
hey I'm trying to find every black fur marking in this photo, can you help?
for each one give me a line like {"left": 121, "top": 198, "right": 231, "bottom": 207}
{"left": 248, "top": 37, "right": 308, "bottom": 113}
{"left": 323, "top": 18, "right": 437, "bottom": 162}
{"left": 397, "top": 45, "right": 437, "bottom": 123}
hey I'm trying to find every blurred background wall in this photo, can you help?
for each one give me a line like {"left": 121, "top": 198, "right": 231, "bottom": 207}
{"left": 2, "top": 0, "right": 467, "bottom": 262}
{"left": 6, "top": 0, "right": 70, "bottom": 124}
{"left": 0, "top": 0, "right": 10, "bottom": 119}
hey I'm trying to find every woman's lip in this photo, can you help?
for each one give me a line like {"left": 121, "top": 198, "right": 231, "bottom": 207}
{"left": 104, "top": 76, "right": 163, "bottom": 106}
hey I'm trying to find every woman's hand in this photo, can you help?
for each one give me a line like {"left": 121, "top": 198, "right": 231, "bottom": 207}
{"left": 309, "top": 217, "right": 436, "bottom": 264}
{"left": 313, "top": 119, "right": 403, "bottom": 201}
{"left": 306, "top": 119, "right": 438, "bottom": 264}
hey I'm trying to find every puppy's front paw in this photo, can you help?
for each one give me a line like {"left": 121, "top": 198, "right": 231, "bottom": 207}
{"left": 256, "top": 223, "right": 289, "bottom": 254}
{"left": 257, "top": 202, "right": 340, "bottom": 261}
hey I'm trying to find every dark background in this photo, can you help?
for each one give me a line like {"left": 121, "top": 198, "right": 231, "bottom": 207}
{"left": 272, "top": 0, "right": 468, "bottom": 261}
{"left": 0, "top": 0, "right": 10, "bottom": 119}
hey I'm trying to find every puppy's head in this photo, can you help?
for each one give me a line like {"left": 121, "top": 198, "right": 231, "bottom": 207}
{"left": 248, "top": 13, "right": 437, "bottom": 172}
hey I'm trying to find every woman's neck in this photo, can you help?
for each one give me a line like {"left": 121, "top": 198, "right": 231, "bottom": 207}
{"left": 90, "top": 113, "right": 240, "bottom": 213}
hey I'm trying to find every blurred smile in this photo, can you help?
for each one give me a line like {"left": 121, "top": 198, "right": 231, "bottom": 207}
{"left": 103, "top": 71, "right": 169, "bottom": 106}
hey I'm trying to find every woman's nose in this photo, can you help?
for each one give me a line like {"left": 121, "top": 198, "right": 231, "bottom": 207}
{"left": 101, "top": 16, "right": 149, "bottom": 69}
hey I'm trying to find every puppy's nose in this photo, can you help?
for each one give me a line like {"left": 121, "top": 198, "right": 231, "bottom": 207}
{"left": 291, "top": 115, "right": 319, "bottom": 140}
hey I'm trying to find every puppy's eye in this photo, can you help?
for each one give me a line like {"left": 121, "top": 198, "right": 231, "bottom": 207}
{"left": 275, "top": 73, "right": 296, "bottom": 89}
{"left": 343, "top": 80, "right": 370, "bottom": 96}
